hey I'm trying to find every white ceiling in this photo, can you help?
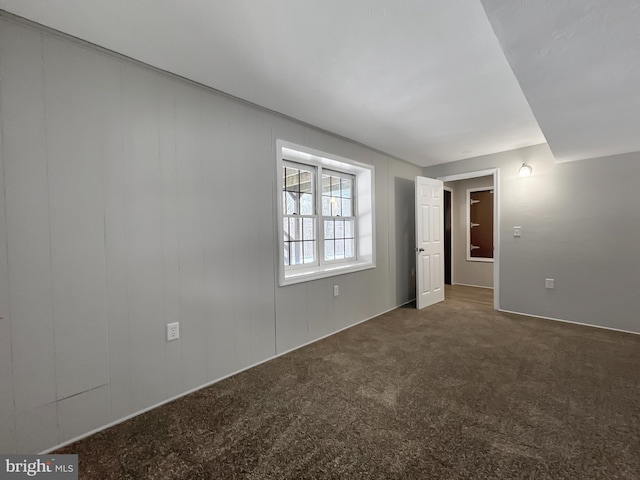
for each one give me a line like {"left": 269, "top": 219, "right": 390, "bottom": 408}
{"left": 481, "top": 0, "right": 640, "bottom": 163}
{"left": 0, "top": 1, "right": 637, "bottom": 167}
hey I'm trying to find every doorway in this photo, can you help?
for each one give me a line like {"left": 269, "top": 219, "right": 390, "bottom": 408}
{"left": 439, "top": 169, "right": 499, "bottom": 310}
{"left": 444, "top": 188, "right": 452, "bottom": 285}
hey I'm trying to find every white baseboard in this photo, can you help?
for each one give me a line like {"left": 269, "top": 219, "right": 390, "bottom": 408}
{"left": 499, "top": 308, "right": 640, "bottom": 336}
{"left": 451, "top": 282, "right": 494, "bottom": 290}
{"left": 41, "top": 301, "right": 408, "bottom": 454}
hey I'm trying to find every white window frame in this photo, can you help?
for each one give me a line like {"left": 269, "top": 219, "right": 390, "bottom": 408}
{"left": 320, "top": 168, "right": 357, "bottom": 264}
{"left": 277, "top": 140, "right": 375, "bottom": 286}
{"left": 282, "top": 160, "right": 319, "bottom": 270}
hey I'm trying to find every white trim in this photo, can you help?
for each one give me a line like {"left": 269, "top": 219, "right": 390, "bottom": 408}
{"left": 438, "top": 169, "right": 497, "bottom": 182}
{"left": 40, "top": 301, "right": 407, "bottom": 454}
{"left": 438, "top": 168, "right": 499, "bottom": 310}
{"left": 276, "top": 300, "right": 413, "bottom": 357}
{"left": 452, "top": 282, "right": 494, "bottom": 290}
{"left": 279, "top": 261, "right": 374, "bottom": 286}
{"left": 276, "top": 140, "right": 375, "bottom": 286}
{"left": 494, "top": 169, "right": 500, "bottom": 310}
{"left": 466, "top": 186, "right": 494, "bottom": 263}
{"left": 499, "top": 309, "right": 640, "bottom": 337}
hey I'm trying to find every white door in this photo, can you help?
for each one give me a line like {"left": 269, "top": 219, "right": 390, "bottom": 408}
{"left": 415, "top": 176, "right": 445, "bottom": 309}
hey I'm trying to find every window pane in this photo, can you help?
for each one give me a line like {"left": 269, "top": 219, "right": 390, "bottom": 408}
{"left": 335, "top": 239, "right": 345, "bottom": 259}
{"left": 345, "top": 219, "right": 353, "bottom": 238}
{"left": 331, "top": 197, "right": 340, "bottom": 216}
{"left": 341, "top": 198, "right": 352, "bottom": 217}
{"left": 303, "top": 218, "right": 315, "bottom": 241}
{"left": 335, "top": 219, "right": 344, "bottom": 239}
{"left": 300, "top": 170, "right": 312, "bottom": 193}
{"left": 324, "top": 219, "right": 334, "bottom": 239}
{"left": 341, "top": 178, "right": 352, "bottom": 198}
{"left": 324, "top": 240, "right": 334, "bottom": 261}
{"left": 300, "top": 193, "right": 313, "bottom": 215}
{"left": 322, "top": 174, "right": 331, "bottom": 194}
{"left": 331, "top": 176, "right": 340, "bottom": 197}
{"left": 345, "top": 238, "right": 354, "bottom": 258}
{"left": 293, "top": 242, "right": 303, "bottom": 265}
{"left": 322, "top": 196, "right": 331, "bottom": 216}
{"left": 303, "top": 241, "right": 315, "bottom": 264}
{"left": 284, "top": 191, "right": 299, "bottom": 215}
{"left": 283, "top": 216, "right": 290, "bottom": 241}
{"left": 289, "top": 217, "right": 302, "bottom": 241}
{"left": 284, "top": 244, "right": 290, "bottom": 266}
{"left": 285, "top": 167, "right": 299, "bottom": 191}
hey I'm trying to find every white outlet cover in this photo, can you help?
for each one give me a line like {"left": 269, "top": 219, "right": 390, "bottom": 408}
{"left": 545, "top": 278, "right": 555, "bottom": 289}
{"left": 167, "top": 322, "right": 180, "bottom": 341}
{"left": 513, "top": 226, "right": 522, "bottom": 237}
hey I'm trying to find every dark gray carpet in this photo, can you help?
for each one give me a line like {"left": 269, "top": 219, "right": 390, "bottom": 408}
{"left": 57, "top": 296, "right": 640, "bottom": 479}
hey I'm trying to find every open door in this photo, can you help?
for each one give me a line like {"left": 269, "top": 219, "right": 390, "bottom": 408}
{"left": 415, "top": 176, "right": 445, "bottom": 309}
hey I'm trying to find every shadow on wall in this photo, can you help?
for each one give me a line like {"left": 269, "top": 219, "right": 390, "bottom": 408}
{"left": 394, "top": 177, "right": 416, "bottom": 305}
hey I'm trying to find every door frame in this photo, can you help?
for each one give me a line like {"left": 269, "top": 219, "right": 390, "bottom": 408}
{"left": 443, "top": 186, "right": 453, "bottom": 285}
{"left": 438, "top": 168, "right": 500, "bottom": 310}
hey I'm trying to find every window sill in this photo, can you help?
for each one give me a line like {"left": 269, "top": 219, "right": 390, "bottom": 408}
{"left": 280, "top": 260, "right": 375, "bottom": 286}
{"left": 466, "top": 257, "right": 494, "bottom": 263}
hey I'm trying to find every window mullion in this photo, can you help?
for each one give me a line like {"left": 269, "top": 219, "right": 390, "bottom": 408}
{"left": 317, "top": 165, "right": 324, "bottom": 266}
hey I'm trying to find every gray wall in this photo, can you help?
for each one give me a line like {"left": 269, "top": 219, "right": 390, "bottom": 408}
{"left": 0, "top": 17, "right": 421, "bottom": 453}
{"left": 425, "top": 143, "right": 640, "bottom": 335}
{"left": 444, "top": 175, "right": 494, "bottom": 288}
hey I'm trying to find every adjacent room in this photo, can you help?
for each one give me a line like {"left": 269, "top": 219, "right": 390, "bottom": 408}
{"left": 0, "top": 1, "right": 638, "bottom": 478}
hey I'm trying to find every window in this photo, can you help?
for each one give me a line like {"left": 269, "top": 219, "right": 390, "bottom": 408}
{"left": 322, "top": 171, "right": 355, "bottom": 262}
{"left": 283, "top": 162, "right": 316, "bottom": 267}
{"left": 277, "top": 140, "right": 375, "bottom": 286}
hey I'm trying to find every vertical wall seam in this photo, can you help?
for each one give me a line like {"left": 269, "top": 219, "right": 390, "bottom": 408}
{"left": 197, "top": 88, "right": 208, "bottom": 380}
{"left": 39, "top": 31, "right": 60, "bottom": 444}
{"left": 0, "top": 19, "right": 18, "bottom": 453}
{"left": 172, "top": 80, "right": 184, "bottom": 391}
{"left": 158, "top": 74, "right": 170, "bottom": 397}
{"left": 153, "top": 72, "right": 169, "bottom": 397}
{"left": 99, "top": 54, "right": 112, "bottom": 423}
{"left": 119, "top": 62, "right": 134, "bottom": 415}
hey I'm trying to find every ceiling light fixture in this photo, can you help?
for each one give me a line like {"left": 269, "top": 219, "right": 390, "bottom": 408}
{"left": 519, "top": 162, "right": 533, "bottom": 177}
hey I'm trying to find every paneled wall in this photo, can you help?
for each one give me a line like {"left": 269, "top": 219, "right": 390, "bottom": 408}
{"left": 0, "top": 17, "right": 421, "bottom": 453}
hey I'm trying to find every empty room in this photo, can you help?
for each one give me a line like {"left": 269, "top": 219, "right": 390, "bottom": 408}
{"left": 0, "top": 1, "right": 638, "bottom": 478}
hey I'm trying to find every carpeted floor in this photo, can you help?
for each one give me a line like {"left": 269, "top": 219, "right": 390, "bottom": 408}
{"left": 57, "top": 291, "right": 640, "bottom": 479}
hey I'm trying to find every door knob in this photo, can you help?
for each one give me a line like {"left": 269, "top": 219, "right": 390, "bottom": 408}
{"left": 416, "top": 248, "right": 425, "bottom": 252}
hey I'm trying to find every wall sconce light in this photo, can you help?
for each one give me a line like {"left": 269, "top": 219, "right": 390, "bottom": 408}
{"left": 519, "top": 162, "right": 533, "bottom": 177}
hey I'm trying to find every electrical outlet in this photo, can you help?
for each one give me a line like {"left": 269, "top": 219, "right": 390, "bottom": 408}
{"left": 411, "top": 267, "right": 415, "bottom": 276}
{"left": 167, "top": 322, "right": 180, "bottom": 341}
{"left": 513, "top": 226, "right": 522, "bottom": 237}
{"left": 333, "top": 285, "right": 339, "bottom": 297}
{"left": 545, "top": 278, "right": 555, "bottom": 290}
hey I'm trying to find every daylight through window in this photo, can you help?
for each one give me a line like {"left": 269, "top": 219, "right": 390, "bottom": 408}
{"left": 277, "top": 141, "right": 375, "bottom": 285}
